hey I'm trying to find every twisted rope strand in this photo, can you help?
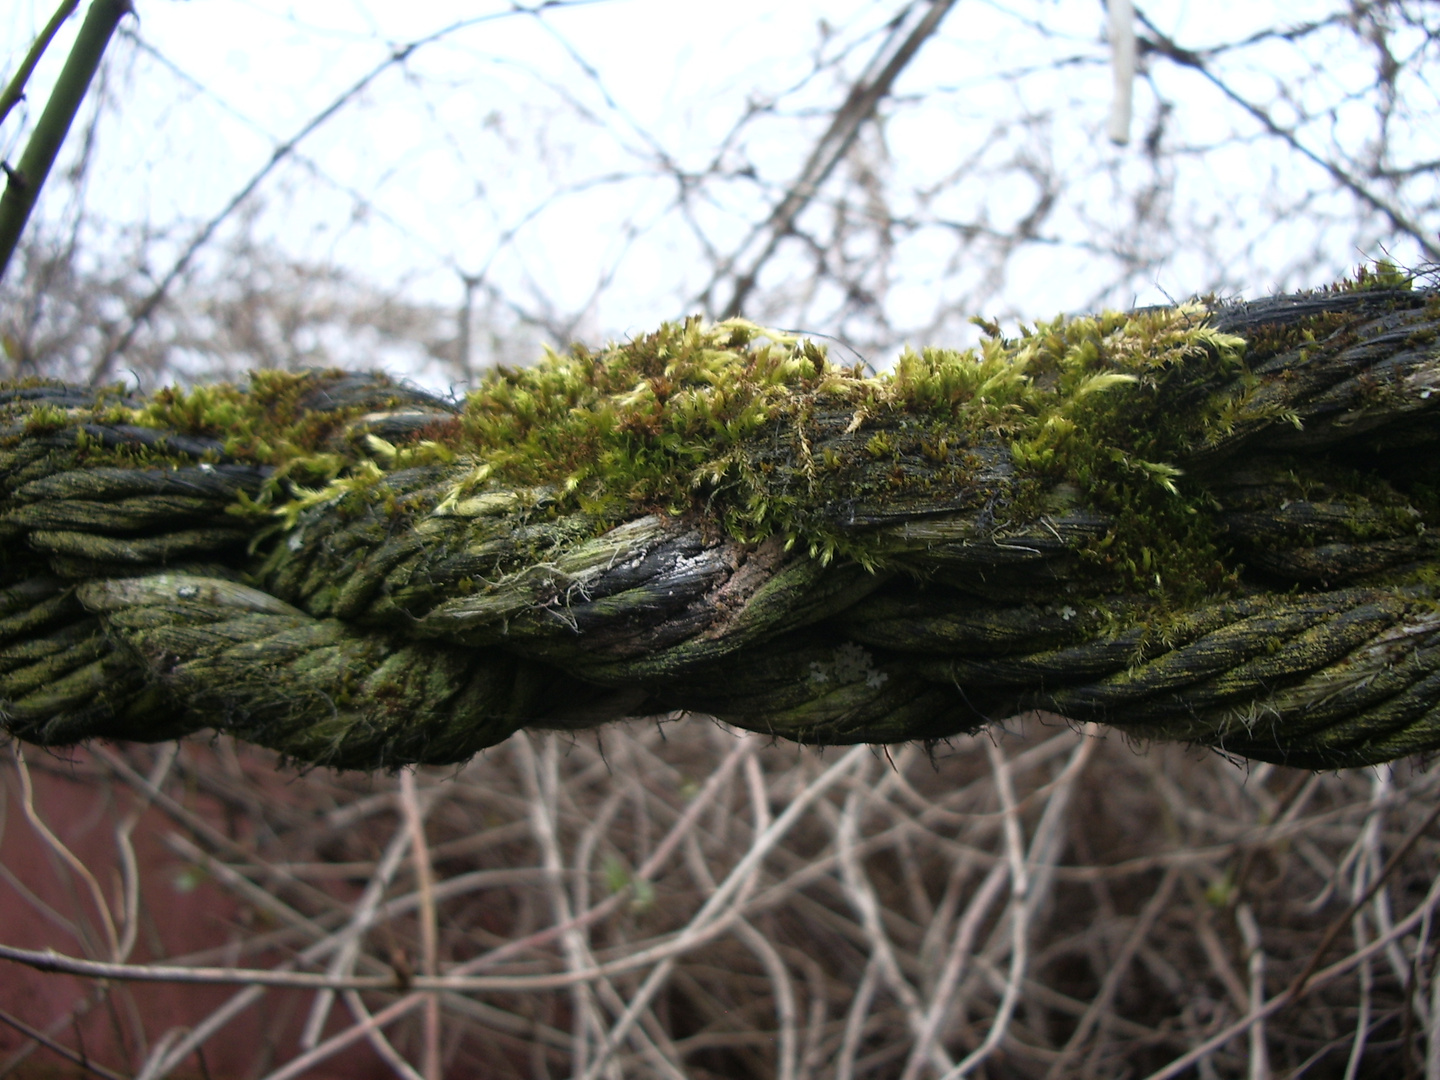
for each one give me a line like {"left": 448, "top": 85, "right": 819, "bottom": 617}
{"left": 2, "top": 286, "right": 1438, "bottom": 769}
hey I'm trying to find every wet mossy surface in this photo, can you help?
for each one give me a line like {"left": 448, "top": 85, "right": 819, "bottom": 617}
{"left": 0, "top": 280, "right": 1438, "bottom": 769}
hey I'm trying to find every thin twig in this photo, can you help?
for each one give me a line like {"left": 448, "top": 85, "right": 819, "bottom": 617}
{"left": 1288, "top": 798, "right": 1440, "bottom": 1001}
{"left": 1043, "top": 865, "right": 1181, "bottom": 1079}
{"left": 399, "top": 769, "right": 441, "bottom": 1080}
{"left": 0, "top": 1004, "right": 129, "bottom": 1080}
{"left": 1235, "top": 903, "right": 1270, "bottom": 1080}
{"left": 1143, "top": 864, "right": 1440, "bottom": 1080}
{"left": 713, "top": 0, "right": 960, "bottom": 318}
{"left": 113, "top": 744, "right": 179, "bottom": 964}
{"left": 1135, "top": 6, "right": 1440, "bottom": 262}
{"left": 257, "top": 994, "right": 425, "bottom": 1080}
{"left": 85, "top": 3, "right": 608, "bottom": 381}
{"left": 574, "top": 744, "right": 872, "bottom": 1080}
{"left": 11, "top": 747, "right": 119, "bottom": 959}
{"left": 300, "top": 807, "right": 416, "bottom": 1047}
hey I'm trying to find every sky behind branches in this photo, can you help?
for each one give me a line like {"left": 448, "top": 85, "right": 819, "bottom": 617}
{"left": 3, "top": 0, "right": 1436, "bottom": 384}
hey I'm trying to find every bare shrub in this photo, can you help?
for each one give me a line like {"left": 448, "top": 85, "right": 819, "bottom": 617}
{"left": 7, "top": 1, "right": 1438, "bottom": 383}
{"left": 4, "top": 719, "right": 1438, "bottom": 1077}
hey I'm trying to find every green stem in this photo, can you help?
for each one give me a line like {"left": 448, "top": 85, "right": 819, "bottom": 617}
{"left": 0, "top": 1, "right": 82, "bottom": 129}
{"left": 0, "top": 0, "right": 130, "bottom": 283}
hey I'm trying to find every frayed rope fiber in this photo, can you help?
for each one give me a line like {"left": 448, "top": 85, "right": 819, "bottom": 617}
{"left": 3, "top": 286, "right": 1440, "bottom": 770}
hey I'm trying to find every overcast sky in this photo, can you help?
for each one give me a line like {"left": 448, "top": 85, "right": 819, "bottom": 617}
{"left": 4, "top": 1, "right": 1435, "bottom": 380}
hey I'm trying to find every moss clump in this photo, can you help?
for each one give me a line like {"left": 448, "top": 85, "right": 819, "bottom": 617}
{"left": 456, "top": 319, "right": 844, "bottom": 524}
{"left": 67, "top": 301, "right": 1365, "bottom": 605}
{"left": 1323, "top": 258, "right": 1415, "bottom": 294}
{"left": 19, "top": 403, "right": 75, "bottom": 436}
{"left": 136, "top": 369, "right": 365, "bottom": 483}
{"left": 439, "top": 307, "right": 1253, "bottom": 596}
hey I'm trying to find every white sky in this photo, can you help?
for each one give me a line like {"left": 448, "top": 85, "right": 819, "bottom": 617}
{"left": 3, "top": 0, "right": 1436, "bottom": 380}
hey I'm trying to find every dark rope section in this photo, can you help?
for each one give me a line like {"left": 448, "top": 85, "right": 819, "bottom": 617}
{"left": 2, "top": 285, "right": 1439, "bottom": 770}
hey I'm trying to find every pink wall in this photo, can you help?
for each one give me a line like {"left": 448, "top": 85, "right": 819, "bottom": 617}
{"left": 0, "top": 745, "right": 396, "bottom": 1079}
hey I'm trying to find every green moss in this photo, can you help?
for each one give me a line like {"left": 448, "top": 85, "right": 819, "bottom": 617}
{"left": 426, "top": 307, "right": 1255, "bottom": 594}
{"left": 1324, "top": 258, "right": 1415, "bottom": 293}
{"left": 1, "top": 386, "right": 205, "bottom": 475}
{"left": 1234, "top": 312, "right": 1356, "bottom": 364}
{"left": 136, "top": 370, "right": 356, "bottom": 479}
{"left": 456, "top": 319, "right": 839, "bottom": 517}
{"left": 128, "top": 308, "right": 1255, "bottom": 597}
{"left": 26, "top": 287, "right": 1416, "bottom": 608}
{"left": 19, "top": 403, "right": 75, "bottom": 437}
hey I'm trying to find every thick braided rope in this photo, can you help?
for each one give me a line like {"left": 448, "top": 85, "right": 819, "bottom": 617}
{"left": 2, "top": 286, "right": 1439, "bottom": 770}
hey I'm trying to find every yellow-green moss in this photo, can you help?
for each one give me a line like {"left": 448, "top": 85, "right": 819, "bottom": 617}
{"left": 436, "top": 308, "right": 1256, "bottom": 594}
{"left": 116, "top": 308, "right": 1257, "bottom": 597}
{"left": 136, "top": 369, "right": 361, "bottom": 482}
{"left": 63, "top": 291, "right": 1412, "bottom": 606}
{"left": 1324, "top": 258, "right": 1415, "bottom": 294}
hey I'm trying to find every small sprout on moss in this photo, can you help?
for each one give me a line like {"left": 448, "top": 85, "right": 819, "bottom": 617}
{"left": 1332, "top": 259, "right": 1415, "bottom": 292}
{"left": 364, "top": 434, "right": 400, "bottom": 465}
{"left": 1072, "top": 371, "right": 1140, "bottom": 400}
{"left": 865, "top": 432, "right": 896, "bottom": 459}
{"left": 1120, "top": 456, "right": 1184, "bottom": 495}
{"left": 22, "top": 403, "right": 70, "bottom": 434}
{"left": 970, "top": 314, "right": 1004, "bottom": 339}
{"left": 278, "top": 460, "right": 387, "bottom": 527}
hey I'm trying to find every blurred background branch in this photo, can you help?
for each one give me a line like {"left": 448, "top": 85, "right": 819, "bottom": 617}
{"left": 2, "top": 0, "right": 1433, "bottom": 388}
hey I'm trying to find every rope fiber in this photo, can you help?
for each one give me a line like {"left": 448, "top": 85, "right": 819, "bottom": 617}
{"left": 3, "top": 285, "right": 1439, "bottom": 770}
